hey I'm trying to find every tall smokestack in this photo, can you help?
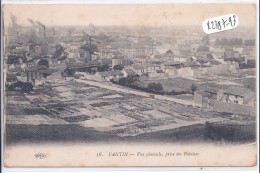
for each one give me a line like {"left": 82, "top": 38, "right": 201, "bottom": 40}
{"left": 43, "top": 26, "right": 46, "bottom": 38}
{"left": 36, "top": 21, "right": 46, "bottom": 38}
{"left": 10, "top": 14, "right": 18, "bottom": 35}
{"left": 10, "top": 14, "right": 17, "bottom": 27}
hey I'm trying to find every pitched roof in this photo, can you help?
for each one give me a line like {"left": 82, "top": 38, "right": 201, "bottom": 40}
{"left": 165, "top": 61, "right": 182, "bottom": 66}
{"left": 101, "top": 58, "right": 112, "bottom": 65}
{"left": 110, "top": 70, "right": 123, "bottom": 76}
{"left": 124, "top": 68, "right": 136, "bottom": 75}
{"left": 195, "top": 90, "right": 211, "bottom": 98}
{"left": 224, "top": 86, "right": 251, "bottom": 97}
{"left": 25, "top": 65, "right": 46, "bottom": 72}
{"left": 182, "top": 62, "right": 199, "bottom": 67}
{"left": 205, "top": 88, "right": 218, "bottom": 94}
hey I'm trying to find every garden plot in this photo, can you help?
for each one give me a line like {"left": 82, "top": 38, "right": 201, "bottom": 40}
{"left": 53, "top": 86, "right": 73, "bottom": 93}
{"left": 120, "top": 103, "right": 136, "bottom": 110}
{"left": 74, "top": 108, "right": 103, "bottom": 118}
{"left": 100, "top": 94, "right": 123, "bottom": 99}
{"left": 76, "top": 117, "right": 118, "bottom": 128}
{"left": 112, "top": 125, "right": 153, "bottom": 137}
{"left": 26, "top": 94, "right": 52, "bottom": 103}
{"left": 143, "top": 110, "right": 172, "bottom": 119}
{"left": 83, "top": 91, "right": 105, "bottom": 98}
{"left": 6, "top": 95, "right": 28, "bottom": 102}
{"left": 106, "top": 113, "right": 136, "bottom": 124}
{"left": 7, "top": 100, "right": 31, "bottom": 105}
{"left": 6, "top": 115, "right": 68, "bottom": 125}
{"left": 59, "top": 90, "right": 74, "bottom": 98}
{"left": 26, "top": 95, "right": 43, "bottom": 102}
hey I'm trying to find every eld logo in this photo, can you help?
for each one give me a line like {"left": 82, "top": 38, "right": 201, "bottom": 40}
{"left": 202, "top": 14, "right": 239, "bottom": 34}
{"left": 34, "top": 152, "right": 46, "bottom": 159}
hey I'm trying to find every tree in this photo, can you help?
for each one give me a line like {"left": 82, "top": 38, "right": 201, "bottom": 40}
{"left": 52, "top": 44, "right": 65, "bottom": 59}
{"left": 126, "top": 74, "right": 139, "bottom": 86}
{"left": 118, "top": 74, "right": 140, "bottom": 86}
{"left": 7, "top": 55, "right": 20, "bottom": 64}
{"left": 113, "top": 64, "right": 124, "bottom": 71}
{"left": 21, "top": 82, "right": 33, "bottom": 93}
{"left": 64, "top": 68, "right": 75, "bottom": 76}
{"left": 118, "top": 77, "right": 126, "bottom": 86}
{"left": 7, "top": 81, "right": 33, "bottom": 93}
{"left": 148, "top": 82, "right": 163, "bottom": 93}
{"left": 197, "top": 59, "right": 206, "bottom": 66}
{"left": 190, "top": 83, "right": 197, "bottom": 94}
{"left": 38, "top": 59, "right": 49, "bottom": 68}
{"left": 98, "top": 64, "right": 110, "bottom": 72}
{"left": 166, "top": 50, "right": 173, "bottom": 55}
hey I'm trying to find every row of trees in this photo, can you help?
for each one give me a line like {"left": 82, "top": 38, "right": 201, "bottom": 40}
{"left": 224, "top": 56, "right": 245, "bottom": 63}
{"left": 114, "top": 74, "right": 198, "bottom": 95}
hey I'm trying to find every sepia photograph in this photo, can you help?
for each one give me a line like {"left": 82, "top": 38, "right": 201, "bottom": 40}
{"left": 1, "top": 2, "right": 258, "bottom": 167}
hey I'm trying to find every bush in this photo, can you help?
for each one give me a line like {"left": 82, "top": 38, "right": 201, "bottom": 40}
{"left": 37, "top": 59, "right": 49, "bottom": 68}
{"left": 64, "top": 68, "right": 76, "bottom": 76}
{"left": 98, "top": 64, "right": 110, "bottom": 72}
{"left": 113, "top": 64, "right": 124, "bottom": 71}
{"left": 190, "top": 83, "right": 197, "bottom": 94}
{"left": 147, "top": 82, "right": 163, "bottom": 93}
{"left": 21, "top": 82, "right": 33, "bottom": 93}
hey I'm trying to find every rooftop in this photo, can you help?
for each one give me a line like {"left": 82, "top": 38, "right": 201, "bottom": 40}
{"left": 224, "top": 86, "right": 252, "bottom": 97}
{"left": 123, "top": 68, "right": 136, "bottom": 75}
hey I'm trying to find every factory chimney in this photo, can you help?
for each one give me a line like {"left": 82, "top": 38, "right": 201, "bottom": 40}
{"left": 36, "top": 21, "right": 46, "bottom": 38}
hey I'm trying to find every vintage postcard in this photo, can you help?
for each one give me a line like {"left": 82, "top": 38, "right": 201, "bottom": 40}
{"left": 1, "top": 2, "right": 258, "bottom": 167}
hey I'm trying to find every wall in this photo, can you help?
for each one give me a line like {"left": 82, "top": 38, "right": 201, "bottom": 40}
{"left": 206, "top": 64, "right": 231, "bottom": 75}
{"left": 213, "top": 100, "right": 255, "bottom": 116}
{"left": 224, "top": 94, "right": 244, "bottom": 105}
{"left": 194, "top": 92, "right": 203, "bottom": 107}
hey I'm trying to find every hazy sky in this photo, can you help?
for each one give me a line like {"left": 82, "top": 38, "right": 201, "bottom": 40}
{"left": 3, "top": 4, "right": 256, "bottom": 27}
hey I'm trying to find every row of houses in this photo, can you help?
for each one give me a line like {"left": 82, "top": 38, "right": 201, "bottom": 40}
{"left": 6, "top": 65, "right": 63, "bottom": 87}
{"left": 194, "top": 86, "right": 255, "bottom": 116}
{"left": 95, "top": 68, "right": 136, "bottom": 82}
{"left": 164, "top": 61, "right": 238, "bottom": 78}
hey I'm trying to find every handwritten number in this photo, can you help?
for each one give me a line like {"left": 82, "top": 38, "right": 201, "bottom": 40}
{"left": 207, "top": 21, "right": 211, "bottom": 30}
{"left": 211, "top": 21, "right": 215, "bottom": 29}
{"left": 233, "top": 15, "right": 236, "bottom": 27}
{"left": 217, "top": 21, "right": 222, "bottom": 30}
